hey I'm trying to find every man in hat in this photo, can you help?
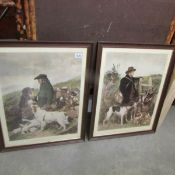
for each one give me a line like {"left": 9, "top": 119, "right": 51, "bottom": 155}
{"left": 119, "top": 67, "right": 139, "bottom": 105}
{"left": 34, "top": 74, "right": 54, "bottom": 108}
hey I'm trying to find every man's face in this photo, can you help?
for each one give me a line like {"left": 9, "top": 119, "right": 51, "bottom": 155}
{"left": 129, "top": 71, "right": 135, "bottom": 77}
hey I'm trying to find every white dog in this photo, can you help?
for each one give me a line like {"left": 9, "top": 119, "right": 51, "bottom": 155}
{"left": 32, "top": 105, "right": 69, "bottom": 131}
{"left": 103, "top": 105, "right": 134, "bottom": 126}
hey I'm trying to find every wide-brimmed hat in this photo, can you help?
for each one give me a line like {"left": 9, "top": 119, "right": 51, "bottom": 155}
{"left": 34, "top": 74, "right": 47, "bottom": 80}
{"left": 125, "top": 67, "right": 136, "bottom": 74}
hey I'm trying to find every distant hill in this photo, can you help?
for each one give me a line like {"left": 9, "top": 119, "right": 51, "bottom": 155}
{"left": 3, "top": 77, "right": 81, "bottom": 98}
{"left": 54, "top": 77, "right": 81, "bottom": 89}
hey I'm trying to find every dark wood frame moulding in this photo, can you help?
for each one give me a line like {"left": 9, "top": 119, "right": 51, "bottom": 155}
{"left": 15, "top": 0, "right": 37, "bottom": 40}
{"left": 165, "top": 16, "right": 175, "bottom": 105}
{"left": 89, "top": 42, "right": 175, "bottom": 141}
{"left": 0, "top": 41, "right": 94, "bottom": 152}
{"left": 0, "top": 0, "right": 37, "bottom": 40}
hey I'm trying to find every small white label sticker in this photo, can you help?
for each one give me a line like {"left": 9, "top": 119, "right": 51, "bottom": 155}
{"left": 75, "top": 52, "right": 83, "bottom": 59}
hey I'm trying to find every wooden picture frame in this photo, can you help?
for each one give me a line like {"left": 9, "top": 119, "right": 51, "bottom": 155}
{"left": 165, "top": 16, "right": 175, "bottom": 105}
{"left": 89, "top": 43, "right": 175, "bottom": 140}
{"left": 0, "top": 0, "right": 37, "bottom": 40}
{"left": 157, "top": 17, "right": 175, "bottom": 127}
{"left": 0, "top": 42, "right": 93, "bottom": 151}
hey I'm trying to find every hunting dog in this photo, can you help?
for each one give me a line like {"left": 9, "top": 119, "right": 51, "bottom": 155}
{"left": 31, "top": 104, "right": 69, "bottom": 131}
{"left": 103, "top": 89, "right": 155, "bottom": 126}
{"left": 103, "top": 104, "right": 134, "bottom": 126}
{"left": 11, "top": 110, "right": 69, "bottom": 135}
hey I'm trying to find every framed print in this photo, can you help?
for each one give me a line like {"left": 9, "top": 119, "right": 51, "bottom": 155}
{"left": 0, "top": 42, "right": 92, "bottom": 151}
{"left": 90, "top": 43, "right": 175, "bottom": 140}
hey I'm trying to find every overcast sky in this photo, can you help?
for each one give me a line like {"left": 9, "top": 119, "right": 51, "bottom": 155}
{"left": 0, "top": 52, "right": 83, "bottom": 94}
{"left": 104, "top": 52, "right": 169, "bottom": 77}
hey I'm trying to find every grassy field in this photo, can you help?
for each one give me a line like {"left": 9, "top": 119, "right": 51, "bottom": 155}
{"left": 10, "top": 118, "right": 78, "bottom": 141}
{"left": 54, "top": 77, "right": 80, "bottom": 89}
{"left": 99, "top": 118, "right": 151, "bottom": 131}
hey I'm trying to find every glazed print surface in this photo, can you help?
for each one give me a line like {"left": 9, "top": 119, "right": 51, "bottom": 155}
{"left": 0, "top": 47, "right": 87, "bottom": 147}
{"left": 93, "top": 48, "right": 173, "bottom": 137}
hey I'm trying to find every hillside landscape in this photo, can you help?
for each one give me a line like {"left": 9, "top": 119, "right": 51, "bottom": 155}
{"left": 98, "top": 66, "right": 162, "bottom": 130}
{"left": 2, "top": 77, "right": 81, "bottom": 140}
